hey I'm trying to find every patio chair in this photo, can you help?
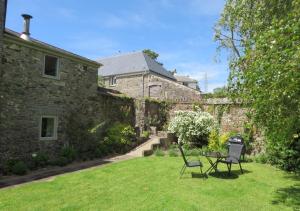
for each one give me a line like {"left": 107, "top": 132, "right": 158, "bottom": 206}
{"left": 216, "top": 143, "right": 244, "bottom": 175}
{"left": 178, "top": 144, "right": 203, "bottom": 178}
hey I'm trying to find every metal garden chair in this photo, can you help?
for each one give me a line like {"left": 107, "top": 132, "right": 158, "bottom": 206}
{"left": 178, "top": 144, "right": 203, "bottom": 178}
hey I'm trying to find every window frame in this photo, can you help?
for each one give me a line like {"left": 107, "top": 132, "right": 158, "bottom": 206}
{"left": 109, "top": 76, "right": 117, "bottom": 86}
{"left": 39, "top": 115, "right": 58, "bottom": 141}
{"left": 43, "top": 55, "right": 60, "bottom": 79}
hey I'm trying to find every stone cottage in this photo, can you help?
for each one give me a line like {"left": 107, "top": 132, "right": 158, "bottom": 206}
{"left": 98, "top": 52, "right": 201, "bottom": 102}
{"left": 0, "top": 1, "right": 105, "bottom": 165}
{"left": 174, "top": 74, "right": 199, "bottom": 91}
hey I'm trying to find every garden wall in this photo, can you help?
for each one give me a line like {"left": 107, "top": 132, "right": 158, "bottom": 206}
{"left": 168, "top": 98, "right": 248, "bottom": 133}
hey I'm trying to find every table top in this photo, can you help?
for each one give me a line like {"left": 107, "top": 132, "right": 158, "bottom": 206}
{"left": 203, "top": 151, "right": 227, "bottom": 158}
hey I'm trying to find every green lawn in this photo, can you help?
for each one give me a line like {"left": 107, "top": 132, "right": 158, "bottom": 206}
{"left": 0, "top": 156, "right": 299, "bottom": 211}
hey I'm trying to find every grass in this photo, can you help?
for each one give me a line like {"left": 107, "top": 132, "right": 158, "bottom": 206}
{"left": 0, "top": 156, "right": 299, "bottom": 211}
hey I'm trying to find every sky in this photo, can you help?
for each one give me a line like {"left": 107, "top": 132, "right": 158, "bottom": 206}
{"left": 6, "top": 0, "right": 229, "bottom": 92}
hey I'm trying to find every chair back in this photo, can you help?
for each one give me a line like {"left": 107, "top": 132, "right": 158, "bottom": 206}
{"left": 228, "top": 143, "right": 243, "bottom": 163}
{"left": 178, "top": 145, "right": 188, "bottom": 165}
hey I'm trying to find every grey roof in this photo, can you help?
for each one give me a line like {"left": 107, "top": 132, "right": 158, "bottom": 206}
{"left": 97, "top": 51, "right": 176, "bottom": 80}
{"left": 5, "top": 29, "right": 100, "bottom": 66}
{"left": 174, "top": 75, "right": 197, "bottom": 83}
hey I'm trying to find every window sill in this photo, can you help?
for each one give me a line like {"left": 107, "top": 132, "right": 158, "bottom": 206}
{"left": 39, "top": 137, "right": 57, "bottom": 141}
{"left": 42, "top": 74, "right": 60, "bottom": 80}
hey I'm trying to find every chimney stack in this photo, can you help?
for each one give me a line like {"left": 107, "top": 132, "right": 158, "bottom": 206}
{"left": 20, "top": 14, "right": 32, "bottom": 41}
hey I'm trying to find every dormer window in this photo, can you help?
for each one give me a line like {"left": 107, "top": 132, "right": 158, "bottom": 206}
{"left": 109, "top": 76, "right": 117, "bottom": 86}
{"left": 43, "top": 55, "right": 59, "bottom": 78}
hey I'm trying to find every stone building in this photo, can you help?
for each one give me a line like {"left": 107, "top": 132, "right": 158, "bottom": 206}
{"left": 0, "top": 2, "right": 104, "bottom": 165}
{"left": 174, "top": 74, "right": 199, "bottom": 90}
{"left": 98, "top": 52, "right": 201, "bottom": 102}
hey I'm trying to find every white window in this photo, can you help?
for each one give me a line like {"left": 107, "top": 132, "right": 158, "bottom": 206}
{"left": 43, "top": 55, "right": 59, "bottom": 78}
{"left": 109, "top": 76, "right": 117, "bottom": 86}
{"left": 40, "top": 116, "right": 58, "bottom": 140}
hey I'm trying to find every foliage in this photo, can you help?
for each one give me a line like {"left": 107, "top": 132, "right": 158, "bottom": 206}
{"left": 141, "top": 130, "right": 150, "bottom": 139}
{"left": 154, "top": 148, "right": 165, "bottom": 156}
{"left": 168, "top": 109, "right": 215, "bottom": 146}
{"left": 168, "top": 144, "right": 179, "bottom": 157}
{"left": 60, "top": 146, "right": 77, "bottom": 163}
{"left": 11, "top": 161, "right": 28, "bottom": 175}
{"left": 215, "top": 0, "right": 300, "bottom": 172}
{"left": 98, "top": 75, "right": 105, "bottom": 87}
{"left": 143, "top": 49, "right": 159, "bottom": 60}
{"left": 105, "top": 122, "right": 136, "bottom": 153}
{"left": 30, "top": 152, "right": 49, "bottom": 169}
{"left": 145, "top": 99, "right": 171, "bottom": 130}
{"left": 208, "top": 129, "right": 230, "bottom": 151}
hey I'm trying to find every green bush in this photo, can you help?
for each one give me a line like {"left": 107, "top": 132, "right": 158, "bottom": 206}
{"left": 11, "top": 161, "right": 28, "bottom": 175}
{"left": 32, "top": 152, "right": 49, "bottom": 168}
{"left": 254, "top": 153, "right": 268, "bottom": 164}
{"left": 106, "top": 122, "right": 136, "bottom": 153}
{"left": 61, "top": 147, "right": 77, "bottom": 163}
{"left": 154, "top": 148, "right": 165, "bottom": 156}
{"left": 141, "top": 131, "right": 150, "bottom": 139}
{"left": 52, "top": 157, "right": 69, "bottom": 167}
{"left": 168, "top": 148, "right": 178, "bottom": 157}
{"left": 208, "top": 129, "right": 230, "bottom": 151}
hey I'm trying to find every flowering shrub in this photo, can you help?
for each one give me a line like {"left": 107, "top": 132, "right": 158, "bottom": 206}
{"left": 168, "top": 110, "right": 215, "bottom": 146}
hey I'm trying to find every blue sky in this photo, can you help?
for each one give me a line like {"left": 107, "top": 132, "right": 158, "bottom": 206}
{"left": 6, "top": 0, "right": 228, "bottom": 92}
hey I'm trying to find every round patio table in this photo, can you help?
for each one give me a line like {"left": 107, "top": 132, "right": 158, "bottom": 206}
{"left": 203, "top": 152, "right": 227, "bottom": 174}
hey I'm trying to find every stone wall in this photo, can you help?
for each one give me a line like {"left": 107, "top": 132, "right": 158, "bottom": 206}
{"left": 0, "top": 37, "right": 100, "bottom": 165}
{"left": 103, "top": 72, "right": 201, "bottom": 102}
{"left": 0, "top": 34, "right": 137, "bottom": 168}
{"left": 168, "top": 99, "right": 248, "bottom": 133}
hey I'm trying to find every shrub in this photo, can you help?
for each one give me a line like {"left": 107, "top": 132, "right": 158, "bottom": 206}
{"left": 208, "top": 129, "right": 230, "bottom": 151}
{"left": 61, "top": 147, "right": 77, "bottom": 163}
{"left": 141, "top": 131, "right": 150, "bottom": 139}
{"left": 31, "top": 152, "right": 49, "bottom": 168}
{"left": 106, "top": 122, "right": 136, "bottom": 153}
{"left": 154, "top": 148, "right": 165, "bottom": 156}
{"left": 254, "top": 153, "right": 268, "bottom": 164}
{"left": 168, "top": 109, "right": 215, "bottom": 146}
{"left": 11, "top": 161, "right": 28, "bottom": 175}
{"left": 168, "top": 148, "right": 178, "bottom": 157}
{"left": 52, "top": 157, "right": 69, "bottom": 167}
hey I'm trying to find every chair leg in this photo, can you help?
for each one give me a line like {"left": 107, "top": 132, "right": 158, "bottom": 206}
{"left": 239, "top": 162, "right": 244, "bottom": 174}
{"left": 227, "top": 163, "right": 232, "bottom": 175}
{"left": 180, "top": 164, "right": 186, "bottom": 178}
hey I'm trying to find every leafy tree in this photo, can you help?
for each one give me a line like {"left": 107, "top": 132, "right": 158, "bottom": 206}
{"left": 142, "top": 49, "right": 164, "bottom": 65}
{"left": 215, "top": 0, "right": 300, "bottom": 171}
{"left": 143, "top": 49, "right": 159, "bottom": 60}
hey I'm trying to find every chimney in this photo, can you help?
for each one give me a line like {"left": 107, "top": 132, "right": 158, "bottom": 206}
{"left": 20, "top": 14, "right": 32, "bottom": 41}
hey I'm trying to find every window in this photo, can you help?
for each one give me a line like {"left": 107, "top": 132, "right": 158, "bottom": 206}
{"left": 44, "top": 55, "right": 59, "bottom": 78}
{"left": 109, "top": 76, "right": 117, "bottom": 86}
{"left": 40, "top": 116, "right": 58, "bottom": 140}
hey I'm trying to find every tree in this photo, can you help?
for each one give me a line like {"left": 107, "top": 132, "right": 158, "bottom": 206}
{"left": 143, "top": 49, "right": 159, "bottom": 60}
{"left": 215, "top": 0, "right": 300, "bottom": 171}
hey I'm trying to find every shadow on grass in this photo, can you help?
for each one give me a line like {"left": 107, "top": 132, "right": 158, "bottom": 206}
{"left": 272, "top": 184, "right": 300, "bottom": 210}
{"left": 208, "top": 169, "right": 252, "bottom": 180}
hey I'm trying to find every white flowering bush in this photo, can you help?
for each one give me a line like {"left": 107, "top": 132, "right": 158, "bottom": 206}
{"left": 168, "top": 109, "right": 215, "bottom": 146}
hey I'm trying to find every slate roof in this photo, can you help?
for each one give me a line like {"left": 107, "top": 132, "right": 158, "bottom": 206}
{"left": 174, "top": 75, "right": 197, "bottom": 83}
{"left": 5, "top": 29, "right": 100, "bottom": 66}
{"left": 97, "top": 52, "right": 176, "bottom": 80}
